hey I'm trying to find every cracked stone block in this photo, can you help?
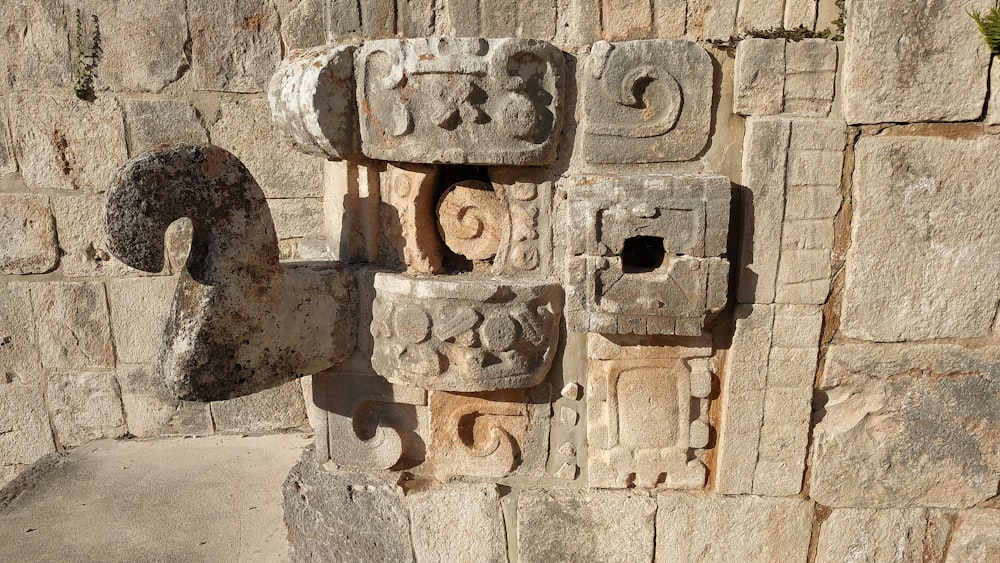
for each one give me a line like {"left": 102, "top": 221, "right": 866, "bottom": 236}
{"left": 517, "top": 489, "right": 655, "bottom": 563}
{"left": 9, "top": 94, "right": 127, "bottom": 192}
{"left": 189, "top": 0, "right": 282, "bottom": 92}
{"left": 843, "top": 0, "right": 991, "bottom": 123}
{"left": 656, "top": 493, "right": 813, "bottom": 562}
{"left": 582, "top": 39, "right": 713, "bottom": 163}
{"left": 0, "top": 0, "right": 71, "bottom": 90}
{"left": 444, "top": 0, "right": 556, "bottom": 39}
{"left": 53, "top": 195, "right": 158, "bottom": 278}
{"left": 106, "top": 277, "right": 175, "bottom": 364}
{"left": 124, "top": 100, "right": 208, "bottom": 156}
{"left": 0, "top": 284, "right": 40, "bottom": 374}
{"left": 0, "top": 194, "right": 58, "bottom": 274}
{"left": 811, "top": 344, "right": 1000, "bottom": 508}
{"left": 211, "top": 98, "right": 324, "bottom": 198}
{"left": 211, "top": 381, "right": 307, "bottom": 433}
{"left": 815, "top": 508, "right": 951, "bottom": 563}
{"left": 117, "top": 364, "right": 213, "bottom": 438}
{"left": 357, "top": 37, "right": 564, "bottom": 165}
{"left": 843, "top": 135, "right": 1000, "bottom": 340}
{"left": 734, "top": 39, "right": 838, "bottom": 117}
{"left": 0, "top": 381, "right": 55, "bottom": 466}
{"left": 407, "top": 484, "right": 507, "bottom": 563}
{"left": 46, "top": 371, "right": 126, "bottom": 448}
{"left": 31, "top": 282, "right": 114, "bottom": 370}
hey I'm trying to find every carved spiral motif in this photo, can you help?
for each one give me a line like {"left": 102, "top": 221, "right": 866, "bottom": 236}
{"left": 436, "top": 180, "right": 505, "bottom": 260}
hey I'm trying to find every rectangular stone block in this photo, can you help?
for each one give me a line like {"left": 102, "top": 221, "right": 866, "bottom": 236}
{"left": 652, "top": 0, "right": 687, "bottom": 38}
{"left": 445, "top": 0, "right": 556, "bottom": 39}
{"left": 118, "top": 365, "right": 213, "bottom": 438}
{"left": 686, "top": 0, "right": 737, "bottom": 40}
{"left": 0, "top": 0, "right": 70, "bottom": 90}
{"left": 211, "top": 380, "right": 307, "bottom": 434}
{"left": 189, "top": 0, "right": 282, "bottom": 92}
{"left": 843, "top": 0, "right": 991, "bottom": 123}
{"left": 52, "top": 195, "right": 154, "bottom": 277}
{"left": 107, "top": 278, "right": 175, "bottom": 365}
{"left": 280, "top": 0, "right": 326, "bottom": 50}
{"left": 843, "top": 136, "right": 1000, "bottom": 341}
{"left": 124, "top": 100, "right": 208, "bottom": 155}
{"left": 357, "top": 38, "right": 564, "bottom": 165}
{"left": 812, "top": 344, "right": 1000, "bottom": 508}
{"left": 46, "top": 371, "right": 126, "bottom": 448}
{"left": 0, "top": 284, "right": 40, "bottom": 374}
{"left": 784, "top": 0, "right": 818, "bottom": 29}
{"left": 323, "top": 159, "right": 380, "bottom": 263}
{"left": 31, "top": 282, "right": 114, "bottom": 370}
{"left": 656, "top": 494, "right": 813, "bottom": 562}
{"left": 736, "top": 0, "right": 784, "bottom": 34}
{"left": 816, "top": 508, "right": 951, "bottom": 563}
{"left": 518, "top": 489, "right": 655, "bottom": 563}
{"left": 0, "top": 194, "right": 57, "bottom": 274}
{"left": 783, "top": 39, "right": 837, "bottom": 117}
{"left": 601, "top": 0, "right": 652, "bottom": 40}
{"left": 9, "top": 94, "right": 127, "bottom": 192}
{"left": 268, "top": 198, "right": 324, "bottom": 242}
{"left": 407, "top": 484, "right": 507, "bottom": 563}
{"left": 0, "top": 381, "right": 55, "bottom": 466}
{"left": 945, "top": 509, "right": 1000, "bottom": 563}
{"left": 0, "top": 98, "right": 16, "bottom": 176}
{"left": 582, "top": 40, "right": 713, "bottom": 163}
{"left": 733, "top": 39, "right": 785, "bottom": 117}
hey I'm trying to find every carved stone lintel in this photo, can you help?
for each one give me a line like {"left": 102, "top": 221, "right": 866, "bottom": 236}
{"left": 357, "top": 37, "right": 565, "bottom": 165}
{"left": 371, "top": 273, "right": 563, "bottom": 392}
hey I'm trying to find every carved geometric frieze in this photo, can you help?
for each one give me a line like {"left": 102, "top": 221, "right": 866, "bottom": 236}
{"left": 427, "top": 386, "right": 550, "bottom": 480}
{"left": 378, "top": 163, "right": 444, "bottom": 274}
{"left": 564, "top": 174, "right": 730, "bottom": 336}
{"left": 357, "top": 37, "right": 565, "bottom": 165}
{"left": 582, "top": 40, "right": 713, "bottom": 163}
{"left": 371, "top": 273, "right": 563, "bottom": 392}
{"left": 491, "top": 168, "right": 554, "bottom": 277}
{"left": 586, "top": 334, "right": 713, "bottom": 489}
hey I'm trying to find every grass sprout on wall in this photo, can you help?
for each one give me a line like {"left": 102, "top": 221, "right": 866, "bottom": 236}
{"left": 970, "top": 1, "right": 1000, "bottom": 54}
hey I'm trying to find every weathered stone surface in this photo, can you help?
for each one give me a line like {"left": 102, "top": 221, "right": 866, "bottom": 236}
{"left": 437, "top": 180, "right": 505, "bottom": 261}
{"left": 408, "top": 484, "right": 507, "bottom": 563}
{"left": 656, "top": 494, "right": 813, "bottom": 562}
{"left": 587, "top": 334, "right": 712, "bottom": 489}
{"left": 815, "top": 508, "right": 951, "bottom": 563}
{"left": 268, "top": 198, "right": 325, "bottom": 241}
{"left": 842, "top": 0, "right": 991, "bottom": 124}
{"left": 211, "top": 380, "right": 307, "bottom": 433}
{"left": 843, "top": 136, "right": 1000, "bottom": 340}
{"left": 324, "top": 0, "right": 431, "bottom": 38}
{"left": 517, "top": 489, "right": 655, "bottom": 563}
{"left": 0, "top": 382, "right": 55, "bottom": 467}
{"left": 0, "top": 194, "right": 57, "bottom": 274}
{"left": 784, "top": 0, "right": 817, "bottom": 29}
{"left": 105, "top": 146, "right": 357, "bottom": 401}
{"left": 284, "top": 447, "right": 413, "bottom": 562}
{"left": 445, "top": 0, "right": 556, "bottom": 39}
{"left": 428, "top": 386, "right": 550, "bottom": 480}
{"left": 0, "top": 284, "right": 40, "bottom": 374}
{"left": 10, "top": 94, "right": 126, "bottom": 192}
{"left": 490, "top": 168, "right": 555, "bottom": 276}
{"left": 117, "top": 365, "right": 213, "bottom": 438}
{"left": 31, "top": 282, "right": 114, "bottom": 370}
{"left": 0, "top": 98, "right": 16, "bottom": 176}
{"left": 736, "top": 0, "right": 784, "bottom": 35}
{"left": 734, "top": 39, "right": 838, "bottom": 118}
{"left": 124, "top": 100, "right": 208, "bottom": 156}
{"left": 357, "top": 38, "right": 564, "bottom": 165}
{"left": 988, "top": 63, "right": 1000, "bottom": 132}
{"left": 53, "top": 195, "right": 152, "bottom": 278}
{"left": 564, "top": 174, "right": 730, "bottom": 335}
{"left": 811, "top": 344, "right": 1000, "bottom": 508}
{"left": 733, "top": 39, "right": 785, "bottom": 116}
{"left": 189, "top": 0, "right": 282, "bottom": 92}
{"left": 46, "top": 371, "right": 127, "bottom": 448}
{"left": 783, "top": 39, "right": 838, "bottom": 117}
{"left": 280, "top": 0, "right": 326, "bottom": 50}
{"left": 372, "top": 274, "right": 562, "bottom": 391}
{"left": 268, "top": 44, "right": 359, "bottom": 160}
{"left": 582, "top": 40, "right": 712, "bottom": 163}
{"left": 945, "top": 509, "right": 1000, "bottom": 563}
{"left": 686, "top": 0, "right": 738, "bottom": 40}
{"left": 80, "top": 0, "right": 188, "bottom": 92}
{"left": 0, "top": 0, "right": 70, "bottom": 90}
{"left": 322, "top": 159, "right": 380, "bottom": 263}
{"left": 211, "top": 98, "right": 324, "bottom": 198}
{"left": 106, "top": 278, "right": 175, "bottom": 365}
{"left": 311, "top": 369, "right": 428, "bottom": 470}
{"left": 377, "top": 164, "right": 443, "bottom": 274}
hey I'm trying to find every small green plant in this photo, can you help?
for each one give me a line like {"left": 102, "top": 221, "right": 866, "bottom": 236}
{"left": 970, "top": 1, "right": 1000, "bottom": 54}
{"left": 709, "top": 0, "right": 845, "bottom": 54}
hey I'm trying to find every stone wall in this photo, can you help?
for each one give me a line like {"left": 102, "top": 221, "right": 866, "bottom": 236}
{"left": 2, "top": 0, "right": 999, "bottom": 560}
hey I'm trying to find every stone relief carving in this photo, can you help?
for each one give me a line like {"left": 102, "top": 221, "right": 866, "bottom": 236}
{"left": 436, "top": 179, "right": 505, "bottom": 262}
{"left": 357, "top": 37, "right": 565, "bottom": 165}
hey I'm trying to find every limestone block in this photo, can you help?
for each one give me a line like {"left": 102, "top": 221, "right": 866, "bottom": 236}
{"left": 437, "top": 181, "right": 505, "bottom": 261}
{"left": 734, "top": 39, "right": 837, "bottom": 117}
{"left": 106, "top": 278, "right": 175, "bottom": 365}
{"left": 517, "top": 489, "right": 656, "bottom": 563}
{"left": 31, "top": 282, "right": 114, "bottom": 370}
{"left": 428, "top": 386, "right": 550, "bottom": 480}
{"left": 656, "top": 494, "right": 813, "bottom": 562}
{"left": 284, "top": 447, "right": 413, "bottom": 562}
{"left": 268, "top": 45, "right": 359, "bottom": 160}
{"left": 211, "top": 380, "right": 307, "bottom": 433}
{"left": 0, "top": 194, "right": 57, "bottom": 274}
{"left": 280, "top": 0, "right": 326, "bottom": 50}
{"left": 53, "top": 195, "right": 154, "bottom": 278}
{"left": 564, "top": 174, "right": 730, "bottom": 335}
{"left": 815, "top": 508, "right": 951, "bottom": 563}
{"left": 988, "top": 64, "right": 1000, "bottom": 132}
{"left": 945, "top": 510, "right": 1000, "bottom": 563}
{"left": 117, "top": 365, "right": 213, "bottom": 438}
{"left": 444, "top": 0, "right": 556, "bottom": 39}
{"left": 0, "top": 0, "right": 70, "bottom": 90}
{"left": 10, "top": 94, "right": 126, "bottom": 192}
{"left": 733, "top": 39, "right": 785, "bottom": 116}
{"left": 736, "top": 0, "right": 784, "bottom": 35}
{"left": 311, "top": 370, "right": 428, "bottom": 470}
{"left": 784, "top": 0, "right": 817, "bottom": 29}
{"left": 322, "top": 159, "right": 381, "bottom": 263}
{"left": 582, "top": 40, "right": 712, "bottom": 163}
{"left": 124, "top": 100, "right": 208, "bottom": 156}
{"left": 189, "top": 0, "right": 282, "bottom": 92}
{"left": 77, "top": 0, "right": 187, "bottom": 92}
{"left": 324, "top": 0, "right": 431, "bottom": 38}
{"left": 842, "top": 0, "right": 991, "bottom": 124}
{"left": 372, "top": 274, "right": 562, "bottom": 391}
{"left": 407, "top": 484, "right": 507, "bottom": 563}
{"left": 376, "top": 163, "right": 443, "bottom": 274}
{"left": 783, "top": 39, "right": 838, "bottom": 117}
{"left": 843, "top": 136, "right": 1000, "bottom": 341}
{"left": 811, "top": 344, "right": 1000, "bottom": 508}
{"left": 686, "top": 0, "right": 738, "bottom": 41}
{"left": 105, "top": 146, "right": 357, "bottom": 401}
{"left": 211, "top": 98, "right": 324, "bottom": 198}
{"left": 357, "top": 38, "right": 564, "bottom": 165}
{"left": 268, "top": 198, "right": 324, "bottom": 241}
{"left": 490, "top": 168, "right": 555, "bottom": 277}
{"left": 0, "top": 382, "right": 55, "bottom": 465}
{"left": 0, "top": 284, "right": 40, "bottom": 374}
{"left": 46, "top": 371, "right": 126, "bottom": 448}
{"left": 0, "top": 99, "right": 16, "bottom": 176}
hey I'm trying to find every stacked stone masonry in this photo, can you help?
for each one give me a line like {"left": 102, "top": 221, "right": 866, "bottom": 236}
{"left": 0, "top": 0, "right": 998, "bottom": 562}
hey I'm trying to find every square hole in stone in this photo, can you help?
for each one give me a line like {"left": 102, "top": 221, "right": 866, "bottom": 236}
{"left": 621, "top": 236, "right": 665, "bottom": 273}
